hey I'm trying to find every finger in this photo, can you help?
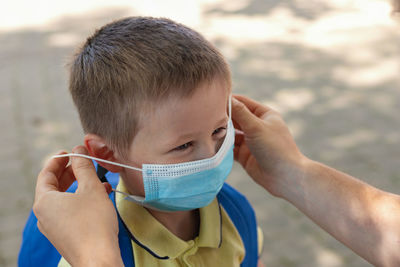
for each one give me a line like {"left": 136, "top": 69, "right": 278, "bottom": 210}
{"left": 35, "top": 151, "right": 69, "bottom": 202}
{"left": 232, "top": 119, "right": 242, "bottom": 131}
{"left": 235, "top": 141, "right": 252, "bottom": 168}
{"left": 234, "top": 145, "right": 241, "bottom": 160}
{"left": 233, "top": 94, "right": 273, "bottom": 117}
{"left": 234, "top": 130, "right": 244, "bottom": 147}
{"left": 58, "top": 165, "right": 76, "bottom": 192}
{"left": 232, "top": 97, "right": 263, "bottom": 134}
{"left": 71, "top": 146, "right": 102, "bottom": 192}
{"left": 234, "top": 138, "right": 242, "bottom": 160}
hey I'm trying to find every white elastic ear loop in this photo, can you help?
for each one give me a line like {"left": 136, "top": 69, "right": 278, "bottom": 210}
{"left": 228, "top": 94, "right": 232, "bottom": 119}
{"left": 52, "top": 153, "right": 142, "bottom": 172}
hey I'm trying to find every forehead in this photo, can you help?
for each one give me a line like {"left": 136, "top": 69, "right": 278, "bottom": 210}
{"left": 132, "top": 79, "right": 229, "bottom": 144}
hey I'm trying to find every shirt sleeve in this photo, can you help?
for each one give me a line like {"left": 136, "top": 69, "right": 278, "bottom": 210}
{"left": 57, "top": 257, "right": 71, "bottom": 267}
{"left": 257, "top": 226, "right": 264, "bottom": 257}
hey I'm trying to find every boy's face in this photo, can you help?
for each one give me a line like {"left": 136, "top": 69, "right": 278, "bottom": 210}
{"left": 119, "top": 78, "right": 230, "bottom": 196}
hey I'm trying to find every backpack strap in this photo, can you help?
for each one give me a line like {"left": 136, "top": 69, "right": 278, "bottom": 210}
{"left": 109, "top": 190, "right": 135, "bottom": 267}
{"left": 96, "top": 165, "right": 109, "bottom": 183}
{"left": 217, "top": 183, "right": 259, "bottom": 267}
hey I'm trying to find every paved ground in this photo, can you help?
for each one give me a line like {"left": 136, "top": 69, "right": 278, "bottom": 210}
{"left": 1, "top": 1, "right": 399, "bottom": 266}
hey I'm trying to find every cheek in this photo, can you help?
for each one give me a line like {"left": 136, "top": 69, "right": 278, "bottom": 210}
{"left": 120, "top": 169, "right": 145, "bottom": 197}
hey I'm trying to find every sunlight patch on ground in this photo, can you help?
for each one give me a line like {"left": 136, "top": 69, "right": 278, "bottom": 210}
{"left": 239, "top": 56, "right": 302, "bottom": 80}
{"left": 47, "top": 32, "right": 82, "bottom": 47}
{"left": 331, "top": 129, "right": 377, "bottom": 149}
{"left": 0, "top": 0, "right": 224, "bottom": 31}
{"left": 316, "top": 247, "right": 343, "bottom": 267}
{"left": 3, "top": 0, "right": 396, "bottom": 46}
{"left": 266, "top": 88, "right": 315, "bottom": 114}
{"left": 203, "top": 0, "right": 396, "bottom": 49}
{"left": 302, "top": 1, "right": 393, "bottom": 49}
{"left": 326, "top": 93, "right": 362, "bottom": 110}
{"left": 202, "top": 0, "right": 398, "bottom": 93}
{"left": 333, "top": 58, "right": 398, "bottom": 88}
{"left": 0, "top": 0, "right": 132, "bottom": 31}
{"left": 204, "top": 8, "right": 308, "bottom": 43}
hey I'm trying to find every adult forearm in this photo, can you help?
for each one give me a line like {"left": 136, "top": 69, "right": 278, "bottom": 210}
{"left": 280, "top": 159, "right": 400, "bottom": 266}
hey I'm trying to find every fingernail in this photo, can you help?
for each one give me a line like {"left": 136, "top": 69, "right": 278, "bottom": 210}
{"left": 232, "top": 97, "right": 240, "bottom": 105}
{"left": 235, "top": 129, "right": 244, "bottom": 135}
{"left": 56, "top": 150, "right": 67, "bottom": 155}
{"left": 72, "top": 146, "right": 86, "bottom": 154}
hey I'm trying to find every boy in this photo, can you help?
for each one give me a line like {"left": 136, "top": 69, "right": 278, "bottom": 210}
{"left": 19, "top": 17, "right": 262, "bottom": 266}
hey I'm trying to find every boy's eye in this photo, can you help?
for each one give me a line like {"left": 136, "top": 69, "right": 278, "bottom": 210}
{"left": 213, "top": 126, "right": 227, "bottom": 137}
{"left": 174, "top": 142, "right": 193, "bottom": 151}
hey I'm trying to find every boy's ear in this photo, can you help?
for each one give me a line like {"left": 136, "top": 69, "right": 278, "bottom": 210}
{"left": 84, "top": 134, "right": 123, "bottom": 173}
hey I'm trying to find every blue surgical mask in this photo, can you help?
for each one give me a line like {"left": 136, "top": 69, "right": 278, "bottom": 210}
{"left": 55, "top": 98, "right": 234, "bottom": 212}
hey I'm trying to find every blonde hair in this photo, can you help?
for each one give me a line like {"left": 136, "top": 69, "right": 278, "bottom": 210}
{"left": 69, "top": 17, "right": 231, "bottom": 157}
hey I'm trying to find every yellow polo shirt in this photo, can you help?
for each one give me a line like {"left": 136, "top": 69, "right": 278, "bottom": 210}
{"left": 116, "top": 179, "right": 245, "bottom": 266}
{"left": 58, "top": 179, "right": 246, "bottom": 266}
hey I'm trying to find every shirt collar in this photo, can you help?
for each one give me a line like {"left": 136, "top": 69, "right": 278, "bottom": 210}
{"left": 115, "top": 178, "right": 222, "bottom": 259}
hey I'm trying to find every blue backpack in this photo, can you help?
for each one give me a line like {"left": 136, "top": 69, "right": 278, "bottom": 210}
{"left": 19, "top": 166, "right": 259, "bottom": 266}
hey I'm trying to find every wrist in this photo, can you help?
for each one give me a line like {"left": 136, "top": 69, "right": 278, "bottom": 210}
{"left": 271, "top": 154, "right": 312, "bottom": 201}
{"left": 76, "top": 241, "right": 123, "bottom": 267}
{"left": 77, "top": 253, "right": 123, "bottom": 267}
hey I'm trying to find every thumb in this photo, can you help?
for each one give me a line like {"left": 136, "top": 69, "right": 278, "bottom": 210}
{"left": 71, "top": 145, "right": 103, "bottom": 192}
{"left": 232, "top": 97, "right": 261, "bottom": 134}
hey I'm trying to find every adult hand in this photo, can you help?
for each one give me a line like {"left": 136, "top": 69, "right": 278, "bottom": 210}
{"left": 33, "top": 146, "right": 123, "bottom": 267}
{"left": 232, "top": 95, "right": 400, "bottom": 266}
{"left": 232, "top": 94, "right": 306, "bottom": 197}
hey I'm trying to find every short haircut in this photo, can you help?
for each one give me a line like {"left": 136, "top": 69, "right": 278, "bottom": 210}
{"left": 68, "top": 17, "right": 231, "bottom": 157}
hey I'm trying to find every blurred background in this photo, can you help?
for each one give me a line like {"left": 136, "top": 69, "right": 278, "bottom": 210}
{"left": 1, "top": 0, "right": 399, "bottom": 266}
